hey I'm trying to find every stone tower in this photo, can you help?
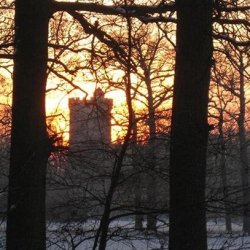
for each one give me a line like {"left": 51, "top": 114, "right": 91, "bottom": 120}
{"left": 68, "top": 88, "right": 113, "bottom": 152}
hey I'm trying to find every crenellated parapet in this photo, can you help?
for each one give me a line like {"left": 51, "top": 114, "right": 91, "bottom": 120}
{"left": 68, "top": 97, "right": 86, "bottom": 107}
{"left": 68, "top": 89, "right": 113, "bottom": 108}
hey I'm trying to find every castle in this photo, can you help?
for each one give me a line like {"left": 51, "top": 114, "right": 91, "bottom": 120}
{"left": 68, "top": 88, "right": 113, "bottom": 152}
{"left": 65, "top": 88, "right": 169, "bottom": 224}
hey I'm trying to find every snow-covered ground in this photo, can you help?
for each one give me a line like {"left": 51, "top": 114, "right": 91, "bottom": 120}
{"left": 47, "top": 231, "right": 250, "bottom": 250}
{"left": 1, "top": 219, "right": 250, "bottom": 249}
{"left": 46, "top": 219, "right": 250, "bottom": 250}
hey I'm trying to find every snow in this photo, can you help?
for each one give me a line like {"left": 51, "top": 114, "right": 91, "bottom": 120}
{"left": 46, "top": 219, "right": 250, "bottom": 250}
{"left": 1, "top": 219, "right": 250, "bottom": 249}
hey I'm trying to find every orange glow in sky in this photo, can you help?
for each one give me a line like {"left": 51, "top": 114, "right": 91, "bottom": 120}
{"left": 46, "top": 77, "right": 128, "bottom": 143}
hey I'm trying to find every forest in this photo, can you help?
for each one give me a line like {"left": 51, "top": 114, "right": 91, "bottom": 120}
{"left": 0, "top": 0, "right": 250, "bottom": 249}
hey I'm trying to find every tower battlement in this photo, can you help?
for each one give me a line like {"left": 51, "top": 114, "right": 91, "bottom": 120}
{"left": 68, "top": 97, "right": 86, "bottom": 106}
{"left": 68, "top": 88, "right": 113, "bottom": 108}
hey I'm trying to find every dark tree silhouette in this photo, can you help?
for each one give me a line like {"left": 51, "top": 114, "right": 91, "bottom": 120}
{"left": 169, "top": 1, "right": 213, "bottom": 250}
{"left": 6, "top": 1, "right": 50, "bottom": 249}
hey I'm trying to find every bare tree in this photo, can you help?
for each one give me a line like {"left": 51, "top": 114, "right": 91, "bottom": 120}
{"left": 212, "top": 40, "right": 250, "bottom": 233}
{"left": 208, "top": 75, "right": 236, "bottom": 232}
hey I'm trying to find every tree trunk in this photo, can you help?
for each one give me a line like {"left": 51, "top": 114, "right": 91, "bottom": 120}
{"left": 169, "top": 1, "right": 213, "bottom": 250}
{"left": 134, "top": 179, "right": 144, "bottom": 230}
{"left": 132, "top": 111, "right": 144, "bottom": 231}
{"left": 238, "top": 53, "right": 250, "bottom": 234}
{"left": 6, "top": 1, "right": 50, "bottom": 249}
{"left": 145, "top": 72, "right": 157, "bottom": 231}
{"left": 218, "top": 113, "right": 232, "bottom": 233}
{"left": 94, "top": 12, "right": 134, "bottom": 250}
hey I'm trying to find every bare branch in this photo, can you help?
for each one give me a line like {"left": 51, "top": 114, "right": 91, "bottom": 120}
{"left": 51, "top": 2, "right": 176, "bottom": 17}
{"left": 213, "top": 33, "right": 250, "bottom": 47}
{"left": 0, "top": 54, "right": 13, "bottom": 59}
{"left": 214, "top": 18, "right": 250, "bottom": 28}
{"left": 220, "top": 5, "right": 250, "bottom": 12}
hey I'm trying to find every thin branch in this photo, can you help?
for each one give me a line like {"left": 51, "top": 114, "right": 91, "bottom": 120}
{"left": 213, "top": 33, "right": 250, "bottom": 47}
